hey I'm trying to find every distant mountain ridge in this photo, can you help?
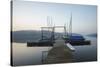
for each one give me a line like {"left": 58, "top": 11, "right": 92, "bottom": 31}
{"left": 11, "top": 30, "right": 41, "bottom": 43}
{"left": 87, "top": 33, "right": 97, "bottom": 37}
{"left": 11, "top": 30, "right": 95, "bottom": 43}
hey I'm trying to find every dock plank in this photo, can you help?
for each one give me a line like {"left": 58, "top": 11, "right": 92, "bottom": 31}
{"left": 43, "top": 45, "right": 74, "bottom": 64}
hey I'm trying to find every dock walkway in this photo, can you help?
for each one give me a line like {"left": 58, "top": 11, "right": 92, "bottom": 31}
{"left": 43, "top": 45, "right": 74, "bottom": 64}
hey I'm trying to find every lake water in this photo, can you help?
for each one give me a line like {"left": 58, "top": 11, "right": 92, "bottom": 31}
{"left": 12, "top": 37, "right": 97, "bottom": 66}
{"left": 73, "top": 37, "right": 97, "bottom": 62}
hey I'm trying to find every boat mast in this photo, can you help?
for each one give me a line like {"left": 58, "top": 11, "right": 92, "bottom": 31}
{"left": 69, "top": 13, "right": 72, "bottom": 36}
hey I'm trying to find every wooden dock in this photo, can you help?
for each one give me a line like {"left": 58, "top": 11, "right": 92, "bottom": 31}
{"left": 43, "top": 45, "right": 74, "bottom": 64}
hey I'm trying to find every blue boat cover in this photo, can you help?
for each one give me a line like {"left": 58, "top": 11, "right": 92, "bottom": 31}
{"left": 69, "top": 33, "right": 85, "bottom": 41}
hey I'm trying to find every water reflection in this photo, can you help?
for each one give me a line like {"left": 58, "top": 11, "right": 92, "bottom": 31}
{"left": 73, "top": 37, "right": 97, "bottom": 62}
{"left": 12, "top": 37, "right": 97, "bottom": 66}
{"left": 13, "top": 43, "right": 52, "bottom": 65}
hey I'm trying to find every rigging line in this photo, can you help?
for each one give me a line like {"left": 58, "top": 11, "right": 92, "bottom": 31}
{"left": 47, "top": 16, "right": 48, "bottom": 26}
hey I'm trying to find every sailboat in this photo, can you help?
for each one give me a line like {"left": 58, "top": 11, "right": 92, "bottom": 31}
{"left": 64, "top": 13, "right": 91, "bottom": 45}
{"left": 27, "top": 14, "right": 90, "bottom": 47}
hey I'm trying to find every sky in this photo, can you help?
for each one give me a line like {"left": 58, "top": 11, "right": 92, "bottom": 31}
{"left": 12, "top": 0, "right": 97, "bottom": 35}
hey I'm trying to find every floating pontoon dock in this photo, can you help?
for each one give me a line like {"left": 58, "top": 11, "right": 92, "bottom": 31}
{"left": 43, "top": 45, "right": 74, "bottom": 64}
{"left": 26, "top": 15, "right": 91, "bottom": 64}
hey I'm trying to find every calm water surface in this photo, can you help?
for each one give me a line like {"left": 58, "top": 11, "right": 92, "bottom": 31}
{"left": 73, "top": 37, "right": 97, "bottom": 62}
{"left": 12, "top": 37, "right": 97, "bottom": 66}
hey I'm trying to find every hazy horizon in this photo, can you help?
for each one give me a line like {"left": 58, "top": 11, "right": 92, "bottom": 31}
{"left": 12, "top": 1, "right": 97, "bottom": 35}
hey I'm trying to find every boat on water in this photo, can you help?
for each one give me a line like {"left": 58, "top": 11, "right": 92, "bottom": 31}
{"left": 26, "top": 15, "right": 91, "bottom": 64}
{"left": 63, "top": 33, "right": 90, "bottom": 45}
{"left": 27, "top": 14, "right": 90, "bottom": 47}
